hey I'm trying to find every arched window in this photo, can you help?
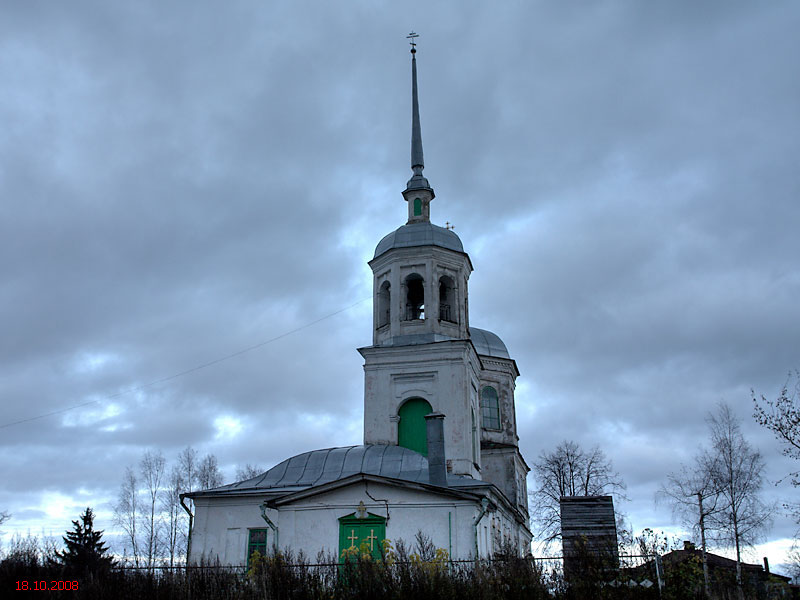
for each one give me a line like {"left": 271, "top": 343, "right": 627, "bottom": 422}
{"left": 413, "top": 197, "right": 422, "bottom": 216}
{"left": 377, "top": 281, "right": 390, "bottom": 328}
{"left": 481, "top": 386, "right": 500, "bottom": 430}
{"left": 398, "top": 397, "right": 432, "bottom": 456}
{"left": 438, "top": 275, "right": 456, "bottom": 323}
{"left": 405, "top": 274, "right": 425, "bottom": 320}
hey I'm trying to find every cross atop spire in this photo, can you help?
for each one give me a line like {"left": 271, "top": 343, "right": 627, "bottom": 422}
{"left": 405, "top": 32, "right": 433, "bottom": 198}
{"left": 407, "top": 31, "right": 418, "bottom": 52}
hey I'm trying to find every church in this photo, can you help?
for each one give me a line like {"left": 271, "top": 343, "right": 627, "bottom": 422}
{"left": 183, "top": 43, "right": 533, "bottom": 565}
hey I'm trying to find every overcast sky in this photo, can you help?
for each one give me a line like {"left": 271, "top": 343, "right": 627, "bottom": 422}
{"left": 1, "top": 0, "right": 798, "bottom": 571}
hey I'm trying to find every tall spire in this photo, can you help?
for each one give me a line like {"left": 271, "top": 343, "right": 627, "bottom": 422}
{"left": 405, "top": 32, "right": 433, "bottom": 195}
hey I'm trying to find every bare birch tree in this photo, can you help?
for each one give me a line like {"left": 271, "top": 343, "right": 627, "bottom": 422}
{"left": 658, "top": 463, "right": 720, "bottom": 596}
{"left": 235, "top": 464, "right": 263, "bottom": 481}
{"left": 159, "top": 465, "right": 186, "bottom": 567}
{"left": 754, "top": 371, "right": 800, "bottom": 478}
{"left": 530, "top": 440, "right": 626, "bottom": 544}
{"left": 754, "top": 371, "right": 800, "bottom": 529}
{"left": 140, "top": 450, "right": 166, "bottom": 568}
{"left": 113, "top": 467, "right": 140, "bottom": 567}
{"left": 176, "top": 446, "right": 201, "bottom": 560}
{"left": 197, "top": 453, "right": 223, "bottom": 490}
{"left": 705, "top": 403, "right": 772, "bottom": 598}
{"left": 178, "top": 447, "right": 199, "bottom": 492}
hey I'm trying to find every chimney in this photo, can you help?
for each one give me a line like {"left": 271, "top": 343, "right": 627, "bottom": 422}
{"left": 425, "top": 412, "right": 447, "bottom": 487}
{"left": 683, "top": 541, "right": 696, "bottom": 551}
{"left": 763, "top": 557, "right": 770, "bottom": 574}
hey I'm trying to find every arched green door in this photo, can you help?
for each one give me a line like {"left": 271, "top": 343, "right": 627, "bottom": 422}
{"left": 398, "top": 398, "right": 432, "bottom": 456}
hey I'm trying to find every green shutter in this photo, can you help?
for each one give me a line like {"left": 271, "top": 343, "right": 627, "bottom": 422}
{"left": 398, "top": 398, "right": 432, "bottom": 456}
{"left": 414, "top": 197, "right": 422, "bottom": 216}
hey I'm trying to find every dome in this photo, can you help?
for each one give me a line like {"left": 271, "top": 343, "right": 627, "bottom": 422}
{"left": 200, "top": 445, "right": 490, "bottom": 495}
{"left": 469, "top": 327, "right": 510, "bottom": 359}
{"left": 216, "top": 445, "right": 428, "bottom": 491}
{"left": 374, "top": 222, "right": 464, "bottom": 259}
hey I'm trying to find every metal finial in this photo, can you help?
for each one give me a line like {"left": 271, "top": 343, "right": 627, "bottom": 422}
{"left": 407, "top": 31, "right": 419, "bottom": 53}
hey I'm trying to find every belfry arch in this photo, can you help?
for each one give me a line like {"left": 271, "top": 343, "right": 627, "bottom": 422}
{"left": 377, "top": 281, "right": 391, "bottom": 328}
{"left": 438, "top": 275, "right": 456, "bottom": 323}
{"left": 404, "top": 273, "right": 425, "bottom": 320}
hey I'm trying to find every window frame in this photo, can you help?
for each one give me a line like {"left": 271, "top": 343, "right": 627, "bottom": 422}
{"left": 246, "top": 528, "right": 269, "bottom": 569}
{"left": 480, "top": 385, "right": 501, "bottom": 431}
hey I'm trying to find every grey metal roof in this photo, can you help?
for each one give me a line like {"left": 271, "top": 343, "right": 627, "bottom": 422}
{"left": 373, "top": 222, "right": 464, "bottom": 259}
{"left": 197, "top": 445, "right": 490, "bottom": 496}
{"left": 469, "top": 327, "right": 510, "bottom": 359}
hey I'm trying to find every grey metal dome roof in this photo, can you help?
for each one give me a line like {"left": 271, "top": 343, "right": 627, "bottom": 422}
{"left": 203, "top": 445, "right": 490, "bottom": 495}
{"left": 374, "top": 222, "right": 464, "bottom": 259}
{"left": 469, "top": 327, "right": 510, "bottom": 359}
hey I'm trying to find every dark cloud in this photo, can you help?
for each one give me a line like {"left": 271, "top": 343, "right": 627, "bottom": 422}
{"left": 1, "top": 0, "right": 798, "bottom": 565}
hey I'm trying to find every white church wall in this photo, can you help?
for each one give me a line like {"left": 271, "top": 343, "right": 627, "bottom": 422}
{"left": 190, "top": 496, "right": 267, "bottom": 565}
{"left": 361, "top": 342, "right": 483, "bottom": 477}
{"left": 188, "top": 481, "right": 524, "bottom": 565}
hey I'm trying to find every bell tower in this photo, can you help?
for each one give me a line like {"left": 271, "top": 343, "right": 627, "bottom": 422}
{"left": 360, "top": 37, "right": 481, "bottom": 479}
{"left": 360, "top": 38, "right": 530, "bottom": 509}
{"left": 369, "top": 38, "right": 473, "bottom": 349}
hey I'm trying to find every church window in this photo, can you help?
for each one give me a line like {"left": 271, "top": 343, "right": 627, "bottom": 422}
{"left": 398, "top": 397, "right": 432, "bottom": 456}
{"left": 338, "top": 513, "right": 386, "bottom": 562}
{"left": 481, "top": 386, "right": 501, "bottom": 430}
{"left": 377, "top": 281, "right": 391, "bottom": 328}
{"left": 404, "top": 274, "right": 425, "bottom": 320}
{"left": 438, "top": 276, "right": 456, "bottom": 323}
{"left": 246, "top": 528, "right": 268, "bottom": 568}
{"left": 413, "top": 197, "right": 422, "bottom": 216}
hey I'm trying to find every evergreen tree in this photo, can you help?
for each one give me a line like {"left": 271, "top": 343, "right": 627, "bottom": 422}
{"left": 56, "top": 507, "right": 114, "bottom": 574}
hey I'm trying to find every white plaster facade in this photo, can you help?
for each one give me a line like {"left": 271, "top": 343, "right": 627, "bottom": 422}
{"left": 360, "top": 340, "right": 483, "bottom": 478}
{"left": 189, "top": 476, "right": 524, "bottom": 566}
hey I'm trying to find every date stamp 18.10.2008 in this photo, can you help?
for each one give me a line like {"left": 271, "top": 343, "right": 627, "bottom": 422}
{"left": 16, "top": 580, "right": 79, "bottom": 591}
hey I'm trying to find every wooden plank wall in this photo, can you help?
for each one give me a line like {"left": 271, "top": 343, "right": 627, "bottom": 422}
{"left": 560, "top": 495, "right": 619, "bottom": 577}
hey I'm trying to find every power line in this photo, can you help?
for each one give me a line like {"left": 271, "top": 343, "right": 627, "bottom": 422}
{"left": 0, "top": 297, "right": 370, "bottom": 430}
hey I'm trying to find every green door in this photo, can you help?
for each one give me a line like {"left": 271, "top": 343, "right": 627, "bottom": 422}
{"left": 398, "top": 398, "right": 432, "bottom": 456}
{"left": 338, "top": 515, "right": 386, "bottom": 561}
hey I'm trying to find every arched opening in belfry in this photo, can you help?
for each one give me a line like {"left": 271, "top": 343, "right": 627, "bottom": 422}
{"left": 405, "top": 274, "right": 425, "bottom": 320}
{"left": 377, "top": 281, "right": 391, "bottom": 328}
{"left": 438, "top": 275, "right": 456, "bottom": 323}
{"left": 398, "top": 397, "right": 433, "bottom": 456}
